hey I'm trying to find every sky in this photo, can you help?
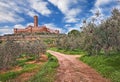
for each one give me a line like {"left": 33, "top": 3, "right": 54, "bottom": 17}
{"left": 0, "top": 0, "right": 120, "bottom": 35}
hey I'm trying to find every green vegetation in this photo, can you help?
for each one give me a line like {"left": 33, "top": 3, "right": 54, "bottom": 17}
{"left": 50, "top": 47, "right": 86, "bottom": 55}
{"left": 0, "top": 38, "right": 57, "bottom": 82}
{"left": 0, "top": 40, "right": 2, "bottom": 44}
{"left": 29, "top": 53, "right": 59, "bottom": 82}
{"left": 43, "top": 39, "right": 56, "bottom": 47}
{"left": 80, "top": 53, "right": 120, "bottom": 82}
{"left": 0, "top": 60, "right": 41, "bottom": 82}
{"left": 0, "top": 52, "right": 59, "bottom": 82}
{"left": 54, "top": 9, "right": 120, "bottom": 81}
{"left": 56, "top": 8, "right": 120, "bottom": 56}
{"left": 0, "top": 40, "right": 47, "bottom": 69}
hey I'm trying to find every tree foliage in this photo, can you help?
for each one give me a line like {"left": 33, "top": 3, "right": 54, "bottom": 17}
{"left": 56, "top": 8, "right": 120, "bottom": 55}
{"left": 0, "top": 40, "right": 22, "bottom": 69}
{"left": 0, "top": 40, "right": 47, "bottom": 69}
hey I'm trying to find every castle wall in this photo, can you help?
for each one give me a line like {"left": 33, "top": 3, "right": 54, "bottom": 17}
{"left": 14, "top": 16, "right": 59, "bottom": 34}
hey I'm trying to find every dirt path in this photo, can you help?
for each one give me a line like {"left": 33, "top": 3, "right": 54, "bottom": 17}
{"left": 47, "top": 50, "right": 110, "bottom": 82}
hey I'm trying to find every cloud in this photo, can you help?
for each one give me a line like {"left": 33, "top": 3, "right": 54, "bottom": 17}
{"left": 48, "top": 0, "right": 81, "bottom": 23}
{"left": 0, "top": 26, "right": 13, "bottom": 35}
{"left": 65, "top": 24, "right": 71, "bottom": 27}
{"left": 14, "top": 24, "right": 26, "bottom": 29}
{"left": 28, "top": 0, "right": 52, "bottom": 16}
{"left": 66, "top": 27, "right": 80, "bottom": 34}
{"left": 0, "top": 1, "right": 24, "bottom": 23}
{"left": 26, "top": 23, "right": 34, "bottom": 26}
{"left": 95, "top": 0, "right": 112, "bottom": 7}
{"left": 0, "top": 22, "right": 34, "bottom": 35}
{"left": 65, "top": 16, "right": 80, "bottom": 23}
{"left": 44, "top": 23, "right": 66, "bottom": 33}
{"left": 27, "top": 11, "right": 38, "bottom": 17}
{"left": 65, "top": 23, "right": 82, "bottom": 33}
{"left": 90, "top": 8, "right": 104, "bottom": 19}
{"left": 88, "top": 0, "right": 119, "bottom": 24}
{"left": 0, "top": 0, "right": 52, "bottom": 23}
{"left": 14, "top": 22, "right": 35, "bottom": 29}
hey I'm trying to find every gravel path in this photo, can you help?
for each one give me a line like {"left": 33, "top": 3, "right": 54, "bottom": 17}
{"left": 47, "top": 50, "right": 110, "bottom": 82}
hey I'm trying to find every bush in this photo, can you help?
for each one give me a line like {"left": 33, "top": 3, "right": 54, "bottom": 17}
{"left": 0, "top": 40, "right": 47, "bottom": 69}
{"left": 0, "top": 40, "right": 2, "bottom": 44}
{"left": 21, "top": 40, "right": 47, "bottom": 61}
{"left": 0, "top": 40, "right": 22, "bottom": 69}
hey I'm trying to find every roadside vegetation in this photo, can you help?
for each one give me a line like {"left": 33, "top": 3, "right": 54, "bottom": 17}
{"left": 54, "top": 8, "right": 120, "bottom": 82}
{"left": 0, "top": 39, "right": 58, "bottom": 82}
{"left": 56, "top": 8, "right": 120, "bottom": 56}
{"left": 29, "top": 53, "right": 59, "bottom": 82}
{"left": 80, "top": 53, "right": 120, "bottom": 82}
{"left": 0, "top": 40, "right": 47, "bottom": 82}
{"left": 0, "top": 54, "right": 43, "bottom": 82}
{"left": 50, "top": 47, "right": 86, "bottom": 55}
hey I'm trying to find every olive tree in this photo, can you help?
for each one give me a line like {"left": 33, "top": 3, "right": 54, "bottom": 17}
{"left": 0, "top": 40, "right": 22, "bottom": 69}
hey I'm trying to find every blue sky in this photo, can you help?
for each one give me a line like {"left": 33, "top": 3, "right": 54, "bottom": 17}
{"left": 0, "top": 0, "right": 120, "bottom": 35}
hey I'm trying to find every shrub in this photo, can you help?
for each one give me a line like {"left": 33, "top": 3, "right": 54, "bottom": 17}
{"left": 0, "top": 40, "right": 22, "bottom": 69}
{"left": 0, "top": 40, "right": 2, "bottom": 44}
{"left": 0, "top": 39, "right": 47, "bottom": 69}
{"left": 21, "top": 40, "right": 47, "bottom": 61}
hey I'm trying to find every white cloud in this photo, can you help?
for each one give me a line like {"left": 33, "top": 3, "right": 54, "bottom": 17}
{"left": 65, "top": 23, "right": 82, "bottom": 33}
{"left": 88, "top": 0, "right": 118, "bottom": 25}
{"left": 67, "top": 27, "right": 80, "bottom": 34}
{"left": 65, "top": 16, "right": 80, "bottom": 23}
{"left": 44, "top": 23, "right": 65, "bottom": 33}
{"left": 0, "top": 26, "right": 13, "bottom": 35}
{"left": 0, "top": 1, "right": 24, "bottom": 23}
{"left": 26, "top": 23, "right": 34, "bottom": 26}
{"left": 0, "top": 22, "right": 34, "bottom": 35}
{"left": 95, "top": 0, "right": 112, "bottom": 7}
{"left": 14, "top": 24, "right": 25, "bottom": 29}
{"left": 65, "top": 24, "right": 71, "bottom": 27}
{"left": 48, "top": 0, "right": 81, "bottom": 23}
{"left": 14, "top": 22, "right": 35, "bottom": 29}
{"left": 27, "top": 11, "right": 38, "bottom": 17}
{"left": 29, "top": 0, "right": 52, "bottom": 16}
{"left": 0, "top": 0, "right": 52, "bottom": 23}
{"left": 90, "top": 8, "right": 104, "bottom": 19}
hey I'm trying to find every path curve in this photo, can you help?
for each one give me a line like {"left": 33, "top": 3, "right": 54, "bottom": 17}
{"left": 47, "top": 50, "right": 110, "bottom": 82}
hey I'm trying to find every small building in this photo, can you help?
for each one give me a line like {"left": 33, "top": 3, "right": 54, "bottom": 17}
{"left": 14, "top": 16, "right": 59, "bottom": 34}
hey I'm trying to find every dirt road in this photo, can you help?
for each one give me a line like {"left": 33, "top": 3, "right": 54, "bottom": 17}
{"left": 47, "top": 50, "right": 110, "bottom": 82}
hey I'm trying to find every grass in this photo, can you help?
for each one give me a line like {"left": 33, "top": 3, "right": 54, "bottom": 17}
{"left": 0, "top": 64, "right": 40, "bottom": 82}
{"left": 0, "top": 55, "right": 41, "bottom": 82}
{"left": 50, "top": 47, "right": 86, "bottom": 55}
{"left": 50, "top": 47, "right": 120, "bottom": 82}
{"left": 29, "top": 53, "right": 59, "bottom": 82}
{"left": 80, "top": 53, "right": 120, "bottom": 82}
{"left": 0, "top": 53, "right": 59, "bottom": 82}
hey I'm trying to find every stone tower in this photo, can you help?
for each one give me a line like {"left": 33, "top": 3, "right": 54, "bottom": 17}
{"left": 34, "top": 15, "right": 38, "bottom": 27}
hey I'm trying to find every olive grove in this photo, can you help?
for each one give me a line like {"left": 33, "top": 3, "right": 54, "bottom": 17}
{"left": 56, "top": 8, "right": 120, "bottom": 56}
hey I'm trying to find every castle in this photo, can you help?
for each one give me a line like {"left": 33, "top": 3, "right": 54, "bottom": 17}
{"left": 14, "top": 16, "right": 59, "bottom": 34}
